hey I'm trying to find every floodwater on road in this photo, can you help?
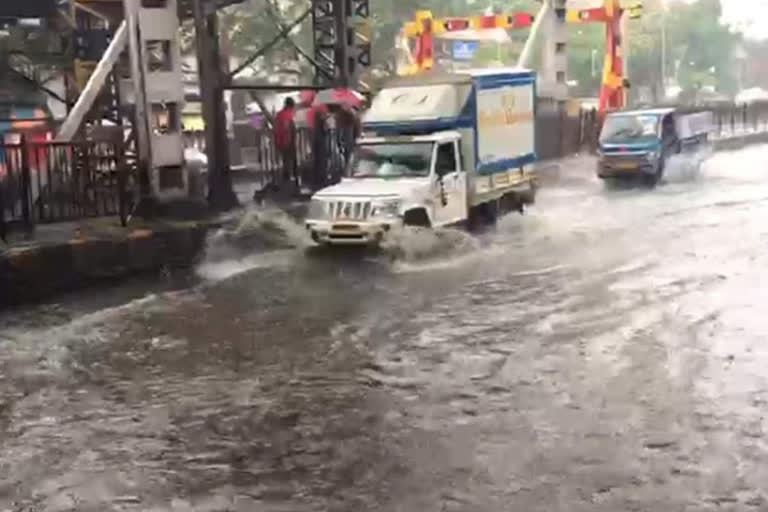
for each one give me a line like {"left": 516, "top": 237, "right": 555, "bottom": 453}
{"left": 2, "top": 145, "right": 768, "bottom": 511}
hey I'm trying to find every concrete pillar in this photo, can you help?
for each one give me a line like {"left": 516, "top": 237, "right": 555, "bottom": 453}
{"left": 125, "top": 0, "right": 188, "bottom": 202}
{"left": 541, "top": 0, "right": 568, "bottom": 102}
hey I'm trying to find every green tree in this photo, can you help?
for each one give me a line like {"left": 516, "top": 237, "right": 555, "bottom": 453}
{"left": 565, "top": 0, "right": 744, "bottom": 101}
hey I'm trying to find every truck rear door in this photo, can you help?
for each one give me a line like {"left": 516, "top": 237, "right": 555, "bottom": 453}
{"left": 433, "top": 140, "right": 468, "bottom": 226}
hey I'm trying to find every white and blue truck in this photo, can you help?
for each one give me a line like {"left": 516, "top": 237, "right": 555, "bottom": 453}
{"left": 305, "top": 68, "right": 538, "bottom": 245}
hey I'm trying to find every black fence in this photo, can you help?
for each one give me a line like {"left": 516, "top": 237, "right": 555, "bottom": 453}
{"left": 709, "top": 101, "right": 768, "bottom": 138}
{"left": 0, "top": 137, "right": 131, "bottom": 234}
{"left": 229, "top": 125, "right": 350, "bottom": 190}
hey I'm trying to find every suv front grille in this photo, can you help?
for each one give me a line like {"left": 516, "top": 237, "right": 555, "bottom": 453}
{"left": 327, "top": 201, "right": 372, "bottom": 221}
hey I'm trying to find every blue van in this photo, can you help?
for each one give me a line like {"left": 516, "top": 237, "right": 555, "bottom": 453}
{"left": 597, "top": 107, "right": 712, "bottom": 185}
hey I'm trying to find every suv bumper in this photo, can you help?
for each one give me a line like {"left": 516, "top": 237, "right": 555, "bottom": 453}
{"left": 306, "top": 220, "right": 395, "bottom": 245}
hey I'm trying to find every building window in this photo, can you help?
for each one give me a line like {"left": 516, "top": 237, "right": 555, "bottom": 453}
{"left": 158, "top": 166, "right": 184, "bottom": 190}
{"left": 151, "top": 102, "right": 180, "bottom": 134}
{"left": 146, "top": 40, "right": 173, "bottom": 72}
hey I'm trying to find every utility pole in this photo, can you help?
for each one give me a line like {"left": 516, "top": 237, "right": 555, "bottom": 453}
{"left": 622, "top": 10, "right": 630, "bottom": 107}
{"left": 661, "top": 4, "right": 667, "bottom": 96}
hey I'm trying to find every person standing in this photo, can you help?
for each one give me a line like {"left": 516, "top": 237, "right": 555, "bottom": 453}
{"left": 310, "top": 104, "right": 329, "bottom": 190}
{"left": 274, "top": 97, "right": 297, "bottom": 189}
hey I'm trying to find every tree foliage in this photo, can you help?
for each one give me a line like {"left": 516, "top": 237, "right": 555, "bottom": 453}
{"left": 571, "top": 0, "right": 744, "bottom": 100}
{"left": 214, "top": 0, "right": 746, "bottom": 98}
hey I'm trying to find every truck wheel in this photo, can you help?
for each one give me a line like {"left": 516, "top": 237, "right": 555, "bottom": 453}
{"left": 522, "top": 182, "right": 537, "bottom": 205}
{"left": 500, "top": 193, "right": 523, "bottom": 214}
{"left": 403, "top": 209, "right": 431, "bottom": 228}
{"left": 471, "top": 200, "right": 498, "bottom": 226}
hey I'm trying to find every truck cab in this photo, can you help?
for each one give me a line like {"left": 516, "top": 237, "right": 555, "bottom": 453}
{"left": 597, "top": 108, "right": 712, "bottom": 185}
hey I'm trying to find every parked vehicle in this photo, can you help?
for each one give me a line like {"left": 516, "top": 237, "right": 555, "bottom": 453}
{"left": 597, "top": 107, "right": 713, "bottom": 185}
{"left": 305, "top": 68, "right": 537, "bottom": 245}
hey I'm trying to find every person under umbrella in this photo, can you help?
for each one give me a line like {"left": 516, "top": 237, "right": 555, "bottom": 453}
{"left": 274, "top": 97, "right": 297, "bottom": 189}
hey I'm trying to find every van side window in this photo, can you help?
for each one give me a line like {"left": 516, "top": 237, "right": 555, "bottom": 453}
{"left": 663, "top": 116, "right": 675, "bottom": 142}
{"left": 435, "top": 142, "right": 457, "bottom": 175}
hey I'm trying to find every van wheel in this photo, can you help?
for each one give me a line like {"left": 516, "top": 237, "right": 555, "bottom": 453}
{"left": 403, "top": 209, "right": 431, "bottom": 228}
{"left": 645, "top": 157, "right": 665, "bottom": 187}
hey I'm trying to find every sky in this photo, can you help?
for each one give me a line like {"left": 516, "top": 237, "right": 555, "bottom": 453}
{"left": 569, "top": 0, "right": 768, "bottom": 40}
{"left": 720, "top": 0, "right": 768, "bottom": 39}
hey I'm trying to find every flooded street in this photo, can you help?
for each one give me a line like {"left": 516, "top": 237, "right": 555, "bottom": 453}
{"left": 3, "top": 145, "right": 768, "bottom": 511}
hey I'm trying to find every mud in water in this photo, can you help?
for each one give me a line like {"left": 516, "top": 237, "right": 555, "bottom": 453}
{"left": 5, "top": 146, "right": 768, "bottom": 511}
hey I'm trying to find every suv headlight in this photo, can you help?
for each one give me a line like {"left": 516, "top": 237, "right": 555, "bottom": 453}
{"left": 371, "top": 199, "right": 401, "bottom": 219}
{"left": 646, "top": 150, "right": 660, "bottom": 161}
{"left": 308, "top": 199, "right": 329, "bottom": 220}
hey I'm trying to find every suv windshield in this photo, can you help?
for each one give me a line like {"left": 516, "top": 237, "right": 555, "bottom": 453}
{"left": 350, "top": 143, "right": 433, "bottom": 178}
{"left": 600, "top": 114, "right": 661, "bottom": 144}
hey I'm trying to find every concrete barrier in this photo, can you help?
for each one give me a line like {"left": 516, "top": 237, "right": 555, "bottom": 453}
{"left": 713, "top": 130, "right": 768, "bottom": 151}
{"left": 0, "top": 224, "right": 210, "bottom": 308}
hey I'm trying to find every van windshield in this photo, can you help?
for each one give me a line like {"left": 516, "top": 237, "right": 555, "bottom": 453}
{"left": 600, "top": 114, "right": 661, "bottom": 144}
{"left": 350, "top": 143, "right": 433, "bottom": 178}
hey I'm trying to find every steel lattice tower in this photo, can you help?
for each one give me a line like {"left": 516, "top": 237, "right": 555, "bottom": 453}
{"left": 311, "top": 0, "right": 371, "bottom": 88}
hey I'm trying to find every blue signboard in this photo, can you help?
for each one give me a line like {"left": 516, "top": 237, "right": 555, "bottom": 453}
{"left": 452, "top": 40, "right": 478, "bottom": 61}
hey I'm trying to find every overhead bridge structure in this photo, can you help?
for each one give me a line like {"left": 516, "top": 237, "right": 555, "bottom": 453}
{"left": 13, "top": 0, "right": 370, "bottom": 209}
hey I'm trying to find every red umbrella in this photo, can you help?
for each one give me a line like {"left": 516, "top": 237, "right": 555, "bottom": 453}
{"left": 299, "top": 90, "right": 317, "bottom": 107}
{"left": 312, "top": 88, "right": 364, "bottom": 110}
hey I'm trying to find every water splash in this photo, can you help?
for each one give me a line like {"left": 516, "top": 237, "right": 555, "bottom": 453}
{"left": 382, "top": 226, "right": 481, "bottom": 261}
{"left": 196, "top": 205, "right": 310, "bottom": 281}
{"left": 663, "top": 145, "right": 714, "bottom": 183}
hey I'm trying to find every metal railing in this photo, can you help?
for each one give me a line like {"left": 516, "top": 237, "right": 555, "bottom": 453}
{"left": 709, "top": 101, "right": 768, "bottom": 139}
{"left": 218, "top": 124, "right": 351, "bottom": 191}
{"left": 0, "top": 136, "right": 132, "bottom": 233}
{"left": 569, "top": 101, "right": 768, "bottom": 156}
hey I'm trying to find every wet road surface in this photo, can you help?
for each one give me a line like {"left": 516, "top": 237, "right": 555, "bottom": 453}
{"left": 2, "top": 146, "right": 768, "bottom": 511}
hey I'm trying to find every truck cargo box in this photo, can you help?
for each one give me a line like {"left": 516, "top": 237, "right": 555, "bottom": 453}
{"left": 363, "top": 68, "right": 536, "bottom": 175}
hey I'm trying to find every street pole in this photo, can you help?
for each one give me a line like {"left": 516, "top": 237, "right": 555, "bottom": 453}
{"left": 193, "top": 0, "right": 238, "bottom": 210}
{"left": 621, "top": 11, "right": 629, "bottom": 107}
{"left": 661, "top": 6, "right": 667, "bottom": 97}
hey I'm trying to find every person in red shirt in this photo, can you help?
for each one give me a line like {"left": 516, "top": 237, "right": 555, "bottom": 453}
{"left": 274, "top": 97, "right": 297, "bottom": 188}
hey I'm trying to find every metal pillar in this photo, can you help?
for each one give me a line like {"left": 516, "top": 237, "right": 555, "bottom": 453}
{"left": 193, "top": 0, "right": 237, "bottom": 209}
{"left": 311, "top": 0, "right": 370, "bottom": 88}
{"left": 124, "top": 0, "right": 151, "bottom": 188}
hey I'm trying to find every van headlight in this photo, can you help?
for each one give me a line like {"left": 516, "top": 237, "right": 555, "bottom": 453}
{"left": 308, "top": 199, "right": 329, "bottom": 220}
{"left": 646, "top": 150, "right": 660, "bottom": 161}
{"left": 370, "top": 199, "right": 401, "bottom": 219}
